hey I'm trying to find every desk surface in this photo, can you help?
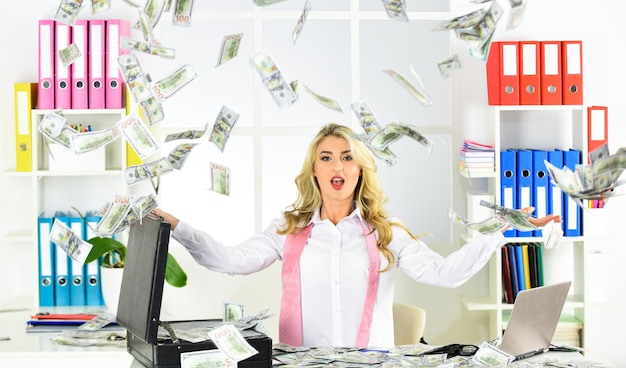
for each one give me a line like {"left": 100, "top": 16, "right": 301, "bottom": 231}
{"left": 0, "top": 307, "right": 610, "bottom": 368}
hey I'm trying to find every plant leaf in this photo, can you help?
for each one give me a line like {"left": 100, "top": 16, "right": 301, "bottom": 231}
{"left": 85, "top": 237, "right": 126, "bottom": 265}
{"left": 165, "top": 253, "right": 187, "bottom": 288}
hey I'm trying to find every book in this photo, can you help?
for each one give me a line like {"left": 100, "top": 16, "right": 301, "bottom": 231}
{"left": 528, "top": 243, "right": 539, "bottom": 288}
{"left": 501, "top": 246, "right": 514, "bottom": 304}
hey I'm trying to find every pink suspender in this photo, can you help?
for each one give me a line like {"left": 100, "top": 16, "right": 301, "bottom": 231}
{"left": 279, "top": 222, "right": 380, "bottom": 347}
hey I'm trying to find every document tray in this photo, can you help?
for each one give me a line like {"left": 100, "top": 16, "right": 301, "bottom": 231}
{"left": 116, "top": 215, "right": 272, "bottom": 368}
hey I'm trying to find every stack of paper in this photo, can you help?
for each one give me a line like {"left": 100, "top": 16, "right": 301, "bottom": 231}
{"left": 459, "top": 139, "right": 495, "bottom": 176}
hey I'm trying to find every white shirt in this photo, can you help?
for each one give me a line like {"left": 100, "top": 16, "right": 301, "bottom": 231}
{"left": 172, "top": 207, "right": 507, "bottom": 349}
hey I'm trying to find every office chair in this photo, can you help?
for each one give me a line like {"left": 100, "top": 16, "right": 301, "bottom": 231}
{"left": 393, "top": 302, "right": 427, "bottom": 346}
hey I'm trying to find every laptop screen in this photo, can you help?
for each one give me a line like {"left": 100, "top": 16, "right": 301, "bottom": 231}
{"left": 499, "top": 281, "right": 571, "bottom": 359}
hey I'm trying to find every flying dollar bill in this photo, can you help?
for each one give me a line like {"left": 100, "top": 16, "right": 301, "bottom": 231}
{"left": 120, "top": 37, "right": 175, "bottom": 59}
{"left": 383, "top": 68, "right": 433, "bottom": 107}
{"left": 437, "top": 54, "right": 463, "bottom": 79}
{"left": 250, "top": 52, "right": 298, "bottom": 108}
{"left": 151, "top": 64, "right": 198, "bottom": 101}
{"left": 55, "top": 0, "right": 84, "bottom": 26}
{"left": 59, "top": 43, "right": 81, "bottom": 68}
{"left": 92, "top": 0, "right": 111, "bottom": 14}
{"left": 124, "top": 157, "right": 173, "bottom": 185}
{"left": 207, "top": 324, "right": 258, "bottom": 362}
{"left": 292, "top": 0, "right": 311, "bottom": 44}
{"left": 209, "top": 106, "right": 239, "bottom": 153}
{"left": 165, "top": 122, "right": 209, "bottom": 142}
{"left": 301, "top": 83, "right": 342, "bottom": 112}
{"left": 142, "top": 0, "right": 167, "bottom": 28}
{"left": 118, "top": 53, "right": 156, "bottom": 103}
{"left": 210, "top": 162, "right": 231, "bottom": 196}
{"left": 382, "top": 0, "right": 409, "bottom": 22}
{"left": 172, "top": 0, "right": 194, "bottom": 26}
{"left": 95, "top": 194, "right": 136, "bottom": 235}
{"left": 117, "top": 113, "right": 160, "bottom": 160}
{"left": 351, "top": 101, "right": 382, "bottom": 136}
{"left": 50, "top": 218, "right": 93, "bottom": 264}
{"left": 216, "top": 33, "right": 243, "bottom": 66}
{"left": 70, "top": 126, "right": 121, "bottom": 154}
{"left": 167, "top": 143, "right": 200, "bottom": 170}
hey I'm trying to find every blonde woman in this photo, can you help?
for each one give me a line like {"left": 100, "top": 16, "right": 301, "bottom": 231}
{"left": 155, "top": 123, "right": 559, "bottom": 349}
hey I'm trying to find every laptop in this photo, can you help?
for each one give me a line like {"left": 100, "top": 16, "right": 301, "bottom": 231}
{"left": 499, "top": 280, "right": 572, "bottom": 361}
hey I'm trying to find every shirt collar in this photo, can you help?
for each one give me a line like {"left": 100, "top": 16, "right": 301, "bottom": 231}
{"left": 311, "top": 202, "right": 365, "bottom": 226}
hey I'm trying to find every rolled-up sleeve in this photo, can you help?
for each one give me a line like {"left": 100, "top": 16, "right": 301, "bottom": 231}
{"left": 172, "top": 219, "right": 285, "bottom": 275}
{"left": 395, "top": 229, "right": 507, "bottom": 288}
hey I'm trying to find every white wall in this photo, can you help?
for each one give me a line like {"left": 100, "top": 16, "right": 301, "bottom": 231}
{"left": 0, "top": 1, "right": 624, "bottom": 366}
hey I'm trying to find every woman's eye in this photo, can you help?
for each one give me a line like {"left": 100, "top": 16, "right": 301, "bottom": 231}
{"left": 343, "top": 155, "right": 353, "bottom": 161}
{"left": 321, "top": 156, "right": 331, "bottom": 161}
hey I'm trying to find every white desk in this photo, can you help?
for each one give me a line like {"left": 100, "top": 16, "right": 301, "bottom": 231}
{"left": 1, "top": 308, "right": 609, "bottom": 368}
{"left": 0, "top": 308, "right": 133, "bottom": 368}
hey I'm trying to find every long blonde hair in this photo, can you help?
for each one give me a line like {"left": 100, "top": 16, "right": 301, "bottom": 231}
{"left": 278, "top": 123, "right": 419, "bottom": 271}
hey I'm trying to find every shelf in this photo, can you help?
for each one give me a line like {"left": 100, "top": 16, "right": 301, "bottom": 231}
{"left": 464, "top": 294, "right": 585, "bottom": 312}
{"left": 0, "top": 232, "right": 33, "bottom": 244}
{"left": 34, "top": 170, "right": 124, "bottom": 177}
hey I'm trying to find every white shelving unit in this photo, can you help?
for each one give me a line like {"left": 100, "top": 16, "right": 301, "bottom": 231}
{"left": 26, "top": 109, "right": 129, "bottom": 307}
{"left": 462, "top": 105, "right": 594, "bottom": 348}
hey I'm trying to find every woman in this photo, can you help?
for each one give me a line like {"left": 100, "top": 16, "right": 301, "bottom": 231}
{"left": 155, "top": 123, "right": 559, "bottom": 349}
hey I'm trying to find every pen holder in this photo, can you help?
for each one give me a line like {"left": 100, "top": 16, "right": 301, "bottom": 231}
{"left": 47, "top": 142, "right": 106, "bottom": 171}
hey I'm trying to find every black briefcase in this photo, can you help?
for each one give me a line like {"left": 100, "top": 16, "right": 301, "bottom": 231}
{"left": 116, "top": 215, "right": 273, "bottom": 368}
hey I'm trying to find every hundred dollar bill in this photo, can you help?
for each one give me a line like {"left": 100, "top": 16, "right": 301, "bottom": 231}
{"left": 95, "top": 194, "right": 136, "bottom": 235}
{"left": 55, "top": 0, "right": 84, "bottom": 26}
{"left": 366, "top": 143, "right": 397, "bottom": 167}
{"left": 172, "top": 0, "right": 194, "bottom": 26}
{"left": 589, "top": 143, "right": 610, "bottom": 164}
{"left": 151, "top": 64, "right": 198, "bottom": 101}
{"left": 142, "top": 0, "right": 167, "bottom": 28}
{"left": 181, "top": 350, "right": 234, "bottom": 367}
{"left": 302, "top": 83, "right": 342, "bottom": 112}
{"left": 78, "top": 312, "right": 116, "bottom": 331}
{"left": 164, "top": 0, "right": 173, "bottom": 11}
{"left": 121, "top": 37, "right": 175, "bottom": 59}
{"left": 59, "top": 43, "right": 81, "bottom": 68}
{"left": 472, "top": 341, "right": 514, "bottom": 367}
{"left": 541, "top": 220, "right": 563, "bottom": 249}
{"left": 70, "top": 126, "right": 121, "bottom": 154}
{"left": 165, "top": 122, "right": 209, "bottom": 142}
{"left": 351, "top": 101, "right": 382, "bottom": 136}
{"left": 167, "top": 143, "right": 200, "bottom": 170}
{"left": 292, "top": 0, "right": 311, "bottom": 44}
{"left": 468, "top": 31, "right": 495, "bottom": 61}
{"left": 118, "top": 53, "right": 155, "bottom": 103}
{"left": 224, "top": 302, "right": 244, "bottom": 322}
{"left": 39, "top": 111, "right": 67, "bottom": 138}
{"left": 129, "top": 194, "right": 159, "bottom": 223}
{"left": 207, "top": 324, "right": 259, "bottom": 362}
{"left": 386, "top": 122, "right": 433, "bottom": 153}
{"left": 140, "top": 96, "right": 166, "bottom": 125}
{"left": 210, "top": 162, "right": 231, "bottom": 196}
{"left": 479, "top": 200, "right": 530, "bottom": 218}
{"left": 250, "top": 52, "right": 298, "bottom": 108}
{"left": 437, "top": 54, "right": 463, "bottom": 79}
{"left": 383, "top": 69, "right": 433, "bottom": 107}
{"left": 448, "top": 209, "right": 507, "bottom": 234}
{"left": 382, "top": 0, "right": 409, "bottom": 22}
{"left": 117, "top": 113, "right": 160, "bottom": 159}
{"left": 506, "top": 0, "right": 528, "bottom": 31}
{"left": 138, "top": 10, "right": 160, "bottom": 45}
{"left": 92, "top": 0, "right": 111, "bottom": 14}
{"left": 125, "top": 157, "right": 173, "bottom": 185}
{"left": 50, "top": 218, "right": 93, "bottom": 264}
{"left": 175, "top": 329, "right": 210, "bottom": 343}
{"left": 216, "top": 33, "right": 243, "bottom": 66}
{"left": 209, "top": 106, "right": 239, "bottom": 152}
{"left": 432, "top": 5, "right": 488, "bottom": 31}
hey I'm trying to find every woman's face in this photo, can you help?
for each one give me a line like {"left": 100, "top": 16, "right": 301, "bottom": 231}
{"left": 313, "top": 136, "right": 361, "bottom": 205}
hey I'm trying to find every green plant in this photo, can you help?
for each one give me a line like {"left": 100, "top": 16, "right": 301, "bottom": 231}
{"left": 84, "top": 236, "right": 187, "bottom": 288}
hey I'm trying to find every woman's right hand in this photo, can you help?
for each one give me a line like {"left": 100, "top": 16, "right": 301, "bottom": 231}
{"left": 153, "top": 208, "right": 180, "bottom": 231}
